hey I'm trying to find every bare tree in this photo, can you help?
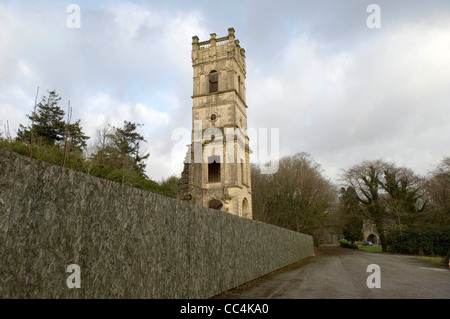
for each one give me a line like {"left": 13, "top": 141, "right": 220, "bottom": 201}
{"left": 342, "top": 160, "right": 427, "bottom": 250}
{"left": 30, "top": 87, "right": 39, "bottom": 151}
{"left": 61, "top": 101, "right": 72, "bottom": 167}
{"left": 341, "top": 160, "right": 392, "bottom": 250}
{"left": 426, "top": 157, "right": 450, "bottom": 223}
{"left": 252, "top": 153, "right": 337, "bottom": 242}
{"left": 380, "top": 166, "right": 427, "bottom": 235}
{"left": 93, "top": 120, "right": 114, "bottom": 163}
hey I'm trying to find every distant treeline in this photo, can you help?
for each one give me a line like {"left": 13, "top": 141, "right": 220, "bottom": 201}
{"left": 251, "top": 153, "right": 449, "bottom": 257}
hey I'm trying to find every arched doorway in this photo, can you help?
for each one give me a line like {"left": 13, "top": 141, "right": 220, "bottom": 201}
{"left": 208, "top": 199, "right": 223, "bottom": 211}
{"left": 242, "top": 198, "right": 249, "bottom": 218}
{"left": 367, "top": 234, "right": 377, "bottom": 244}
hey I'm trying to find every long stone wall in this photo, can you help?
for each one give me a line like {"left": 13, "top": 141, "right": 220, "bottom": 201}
{"left": 0, "top": 149, "right": 314, "bottom": 298}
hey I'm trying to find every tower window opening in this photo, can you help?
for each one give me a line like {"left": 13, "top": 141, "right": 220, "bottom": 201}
{"left": 242, "top": 198, "right": 249, "bottom": 218}
{"left": 209, "top": 199, "right": 223, "bottom": 210}
{"left": 240, "top": 159, "right": 245, "bottom": 184}
{"left": 238, "top": 75, "right": 241, "bottom": 94}
{"left": 208, "top": 156, "right": 221, "bottom": 182}
{"left": 209, "top": 70, "right": 218, "bottom": 93}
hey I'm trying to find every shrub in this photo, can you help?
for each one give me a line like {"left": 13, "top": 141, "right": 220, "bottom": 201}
{"left": 386, "top": 224, "right": 450, "bottom": 256}
{"left": 340, "top": 239, "right": 358, "bottom": 249}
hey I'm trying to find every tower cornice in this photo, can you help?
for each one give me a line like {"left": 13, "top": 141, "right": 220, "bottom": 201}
{"left": 191, "top": 89, "right": 248, "bottom": 109}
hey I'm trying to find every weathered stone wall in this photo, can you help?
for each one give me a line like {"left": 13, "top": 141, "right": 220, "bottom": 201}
{"left": 0, "top": 149, "right": 314, "bottom": 299}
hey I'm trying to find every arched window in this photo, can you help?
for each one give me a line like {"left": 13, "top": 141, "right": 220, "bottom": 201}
{"left": 208, "top": 156, "right": 220, "bottom": 182}
{"left": 209, "top": 70, "right": 218, "bottom": 93}
{"left": 240, "top": 159, "right": 246, "bottom": 185}
{"left": 242, "top": 198, "right": 249, "bottom": 218}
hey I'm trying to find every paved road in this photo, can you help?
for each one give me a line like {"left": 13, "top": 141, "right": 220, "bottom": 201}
{"left": 217, "top": 246, "right": 450, "bottom": 299}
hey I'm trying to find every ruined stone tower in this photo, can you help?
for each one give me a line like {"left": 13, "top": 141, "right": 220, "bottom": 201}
{"left": 178, "top": 28, "right": 252, "bottom": 219}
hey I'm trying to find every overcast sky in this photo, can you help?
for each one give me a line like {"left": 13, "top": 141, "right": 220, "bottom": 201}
{"left": 1, "top": 0, "right": 449, "bottom": 184}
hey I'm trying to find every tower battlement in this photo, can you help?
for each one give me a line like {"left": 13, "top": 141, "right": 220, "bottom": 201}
{"left": 192, "top": 28, "right": 246, "bottom": 74}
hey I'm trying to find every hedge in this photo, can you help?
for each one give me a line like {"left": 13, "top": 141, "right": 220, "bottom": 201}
{"left": 340, "top": 239, "right": 358, "bottom": 249}
{"left": 385, "top": 224, "right": 450, "bottom": 256}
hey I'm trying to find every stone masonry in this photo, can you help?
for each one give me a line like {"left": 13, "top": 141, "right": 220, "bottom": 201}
{"left": 178, "top": 28, "right": 252, "bottom": 219}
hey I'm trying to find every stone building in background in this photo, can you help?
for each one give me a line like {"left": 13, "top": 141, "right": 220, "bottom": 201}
{"left": 178, "top": 28, "right": 252, "bottom": 219}
{"left": 362, "top": 220, "right": 380, "bottom": 244}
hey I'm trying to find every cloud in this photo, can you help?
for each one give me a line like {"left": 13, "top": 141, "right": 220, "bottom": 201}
{"left": 1, "top": 0, "right": 449, "bottom": 183}
{"left": 248, "top": 16, "right": 450, "bottom": 182}
{"left": 79, "top": 90, "right": 182, "bottom": 181}
{"left": 81, "top": 91, "right": 169, "bottom": 141}
{"left": 0, "top": 1, "right": 209, "bottom": 180}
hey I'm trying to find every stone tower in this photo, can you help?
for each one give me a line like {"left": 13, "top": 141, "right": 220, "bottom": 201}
{"left": 178, "top": 28, "right": 252, "bottom": 219}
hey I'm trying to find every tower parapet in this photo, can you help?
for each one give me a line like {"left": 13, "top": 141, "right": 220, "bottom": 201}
{"left": 191, "top": 28, "right": 247, "bottom": 106}
{"left": 192, "top": 28, "right": 246, "bottom": 77}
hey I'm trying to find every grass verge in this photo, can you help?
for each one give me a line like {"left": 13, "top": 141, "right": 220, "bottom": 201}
{"left": 358, "top": 245, "right": 382, "bottom": 253}
{"left": 415, "top": 256, "right": 447, "bottom": 268}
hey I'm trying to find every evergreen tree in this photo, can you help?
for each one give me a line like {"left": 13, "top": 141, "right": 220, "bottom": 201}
{"left": 339, "top": 187, "right": 364, "bottom": 243}
{"left": 89, "top": 121, "right": 149, "bottom": 185}
{"left": 17, "top": 90, "right": 89, "bottom": 151}
{"left": 66, "top": 119, "right": 90, "bottom": 150}
{"left": 110, "top": 121, "right": 150, "bottom": 177}
{"left": 17, "top": 91, "right": 66, "bottom": 145}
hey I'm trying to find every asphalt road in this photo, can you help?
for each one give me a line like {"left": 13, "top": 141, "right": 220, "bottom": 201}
{"left": 216, "top": 246, "right": 450, "bottom": 299}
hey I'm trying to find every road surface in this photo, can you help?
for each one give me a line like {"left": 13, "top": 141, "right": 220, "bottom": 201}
{"left": 214, "top": 246, "right": 450, "bottom": 299}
